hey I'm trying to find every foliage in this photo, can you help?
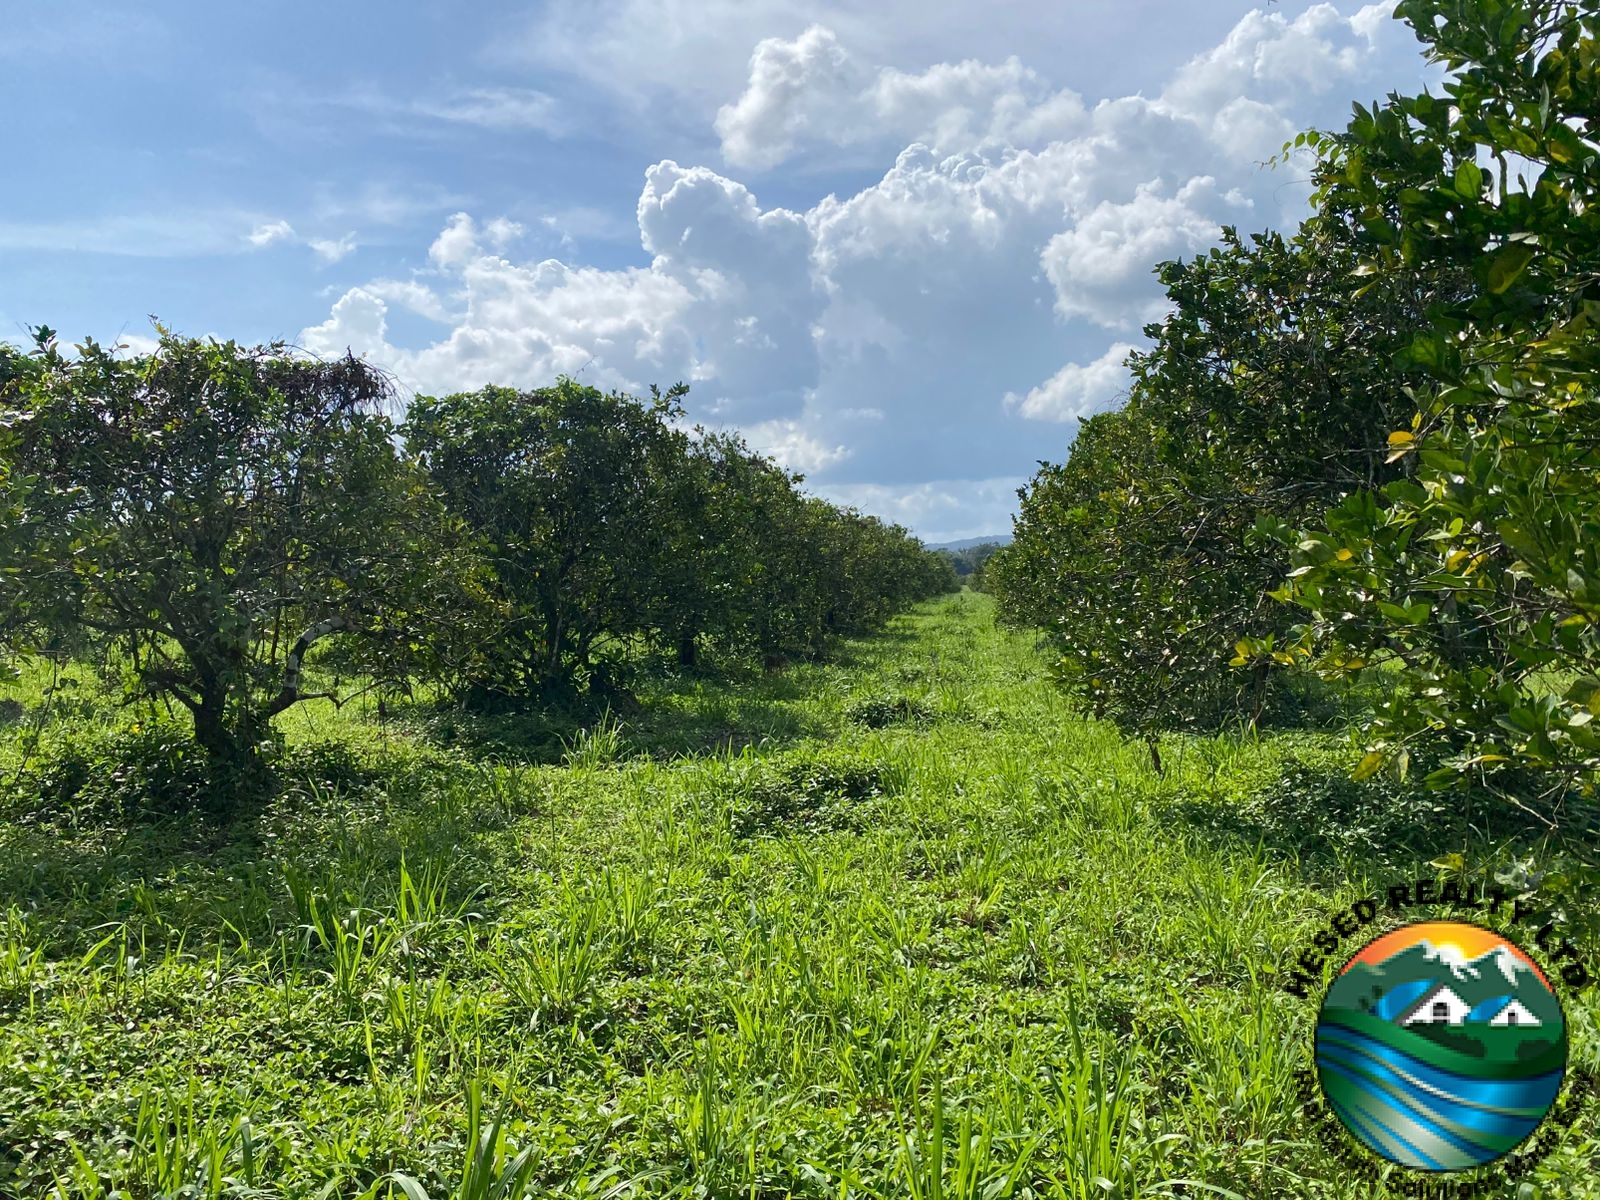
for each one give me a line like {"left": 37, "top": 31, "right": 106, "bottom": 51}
{"left": 0, "top": 329, "right": 467, "bottom": 770}
{"left": 402, "top": 378, "right": 690, "bottom": 703}
{"left": 990, "top": 219, "right": 1453, "bottom": 740}
{"left": 935, "top": 542, "right": 1003, "bottom": 583}
{"left": 1261, "top": 0, "right": 1600, "bottom": 807}
{"left": 402, "top": 379, "right": 952, "bottom": 700}
{"left": 845, "top": 693, "right": 935, "bottom": 729}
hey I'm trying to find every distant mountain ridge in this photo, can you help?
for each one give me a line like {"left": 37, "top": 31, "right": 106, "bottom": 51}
{"left": 928, "top": 535, "right": 1012, "bottom": 551}
{"left": 1327, "top": 938, "right": 1560, "bottom": 1028}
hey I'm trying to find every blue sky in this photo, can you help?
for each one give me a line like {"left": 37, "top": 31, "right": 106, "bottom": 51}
{"left": 2, "top": 1, "right": 1439, "bottom": 541}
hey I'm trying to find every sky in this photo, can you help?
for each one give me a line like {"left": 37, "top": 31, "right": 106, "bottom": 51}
{"left": 1, "top": 1, "right": 1443, "bottom": 543}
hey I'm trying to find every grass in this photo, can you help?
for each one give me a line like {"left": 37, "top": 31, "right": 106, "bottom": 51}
{"left": 0, "top": 593, "right": 1597, "bottom": 1197}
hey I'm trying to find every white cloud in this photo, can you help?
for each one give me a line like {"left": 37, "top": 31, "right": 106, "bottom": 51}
{"left": 1041, "top": 177, "right": 1248, "bottom": 329}
{"left": 300, "top": 3, "right": 1437, "bottom": 530}
{"left": 714, "top": 25, "right": 860, "bottom": 170}
{"left": 429, "top": 213, "right": 481, "bottom": 268}
{"left": 248, "top": 219, "right": 297, "bottom": 248}
{"left": 1161, "top": 3, "right": 1382, "bottom": 121}
{"left": 713, "top": 25, "right": 1088, "bottom": 169}
{"left": 410, "top": 87, "right": 563, "bottom": 133}
{"left": 308, "top": 232, "right": 358, "bottom": 263}
{"left": 300, "top": 288, "right": 394, "bottom": 363}
{"left": 814, "top": 477, "right": 1028, "bottom": 544}
{"left": 744, "top": 417, "right": 850, "bottom": 474}
{"left": 358, "top": 279, "right": 454, "bottom": 323}
{"left": 0, "top": 212, "right": 284, "bottom": 258}
{"left": 499, "top": 0, "right": 1344, "bottom": 129}
{"left": 266, "top": 84, "right": 565, "bottom": 144}
{"left": 1005, "top": 342, "right": 1137, "bottom": 422}
{"left": 483, "top": 217, "right": 525, "bottom": 250}
{"left": 247, "top": 219, "right": 359, "bottom": 264}
{"left": 310, "top": 181, "right": 473, "bottom": 229}
{"left": 424, "top": 212, "right": 531, "bottom": 271}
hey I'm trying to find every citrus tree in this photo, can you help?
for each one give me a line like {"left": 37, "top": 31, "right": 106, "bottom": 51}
{"left": 0, "top": 329, "right": 459, "bottom": 765}
{"left": 1263, "top": 0, "right": 1600, "bottom": 806}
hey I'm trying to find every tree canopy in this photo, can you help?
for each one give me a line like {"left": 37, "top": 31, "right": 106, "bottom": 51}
{"left": 1259, "top": 0, "right": 1600, "bottom": 805}
{"left": 993, "top": 0, "right": 1600, "bottom": 811}
{"left": 0, "top": 329, "right": 459, "bottom": 763}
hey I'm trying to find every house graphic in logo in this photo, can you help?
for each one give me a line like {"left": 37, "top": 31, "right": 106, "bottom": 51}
{"left": 1400, "top": 982, "right": 1472, "bottom": 1026}
{"left": 1396, "top": 981, "right": 1543, "bottom": 1029}
{"left": 1315, "top": 921, "right": 1568, "bottom": 1172}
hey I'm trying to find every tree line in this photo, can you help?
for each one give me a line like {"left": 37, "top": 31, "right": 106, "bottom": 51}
{"left": 990, "top": 0, "right": 1600, "bottom": 809}
{"left": 0, "top": 331, "right": 956, "bottom": 765}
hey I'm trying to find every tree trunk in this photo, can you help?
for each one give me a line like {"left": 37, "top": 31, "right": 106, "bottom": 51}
{"left": 677, "top": 630, "right": 698, "bottom": 668}
{"left": 192, "top": 697, "right": 244, "bottom": 763}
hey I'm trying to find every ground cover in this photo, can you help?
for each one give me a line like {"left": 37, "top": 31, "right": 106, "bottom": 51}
{"left": 0, "top": 593, "right": 1595, "bottom": 1198}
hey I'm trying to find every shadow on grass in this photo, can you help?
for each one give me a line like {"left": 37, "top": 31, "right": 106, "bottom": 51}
{"left": 1161, "top": 748, "right": 1600, "bottom": 887}
{"left": 0, "top": 742, "right": 516, "bottom": 959}
{"left": 389, "top": 660, "right": 833, "bottom": 764}
{"left": 0, "top": 645, "right": 847, "bottom": 957}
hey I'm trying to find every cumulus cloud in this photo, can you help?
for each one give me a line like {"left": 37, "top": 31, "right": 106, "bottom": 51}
{"left": 744, "top": 417, "right": 850, "bottom": 475}
{"left": 302, "top": 3, "right": 1435, "bottom": 521}
{"left": 428, "top": 213, "right": 481, "bottom": 268}
{"left": 714, "top": 26, "right": 858, "bottom": 170}
{"left": 1005, "top": 342, "right": 1138, "bottom": 422}
{"left": 357, "top": 279, "right": 454, "bottom": 323}
{"left": 301, "top": 288, "right": 393, "bottom": 363}
{"left": 1161, "top": 3, "right": 1389, "bottom": 121}
{"left": 1042, "top": 177, "right": 1248, "bottom": 329}
{"left": 483, "top": 217, "right": 525, "bottom": 250}
{"left": 714, "top": 25, "right": 1087, "bottom": 169}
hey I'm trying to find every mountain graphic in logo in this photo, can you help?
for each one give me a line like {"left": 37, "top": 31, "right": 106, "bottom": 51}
{"left": 1316, "top": 920, "right": 1568, "bottom": 1172}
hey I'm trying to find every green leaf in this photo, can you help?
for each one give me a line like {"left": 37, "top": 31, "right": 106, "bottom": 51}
{"left": 1352, "top": 750, "right": 1385, "bottom": 781}
{"left": 1485, "top": 242, "right": 1537, "bottom": 294}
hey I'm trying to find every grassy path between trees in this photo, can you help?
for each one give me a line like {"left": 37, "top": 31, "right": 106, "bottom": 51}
{"left": 0, "top": 593, "right": 1595, "bottom": 1197}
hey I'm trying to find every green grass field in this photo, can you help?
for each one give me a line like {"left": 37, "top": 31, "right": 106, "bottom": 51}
{"left": 0, "top": 593, "right": 1596, "bottom": 1198}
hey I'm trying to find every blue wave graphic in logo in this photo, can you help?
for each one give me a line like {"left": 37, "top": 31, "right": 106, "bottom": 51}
{"left": 1316, "top": 1021, "right": 1564, "bottom": 1170}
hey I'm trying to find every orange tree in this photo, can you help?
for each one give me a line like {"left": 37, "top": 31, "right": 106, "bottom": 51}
{"left": 989, "top": 220, "right": 1453, "bottom": 747}
{"left": 0, "top": 329, "right": 463, "bottom": 766}
{"left": 1260, "top": 0, "right": 1600, "bottom": 807}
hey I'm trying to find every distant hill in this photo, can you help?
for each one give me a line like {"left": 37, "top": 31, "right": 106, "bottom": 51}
{"left": 1328, "top": 938, "right": 1561, "bottom": 1028}
{"left": 928, "top": 535, "right": 1011, "bottom": 551}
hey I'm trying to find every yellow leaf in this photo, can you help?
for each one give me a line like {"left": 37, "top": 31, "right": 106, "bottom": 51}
{"left": 1387, "top": 430, "right": 1415, "bottom": 447}
{"left": 1352, "top": 750, "right": 1385, "bottom": 781}
{"left": 1335, "top": 548, "right": 1353, "bottom": 561}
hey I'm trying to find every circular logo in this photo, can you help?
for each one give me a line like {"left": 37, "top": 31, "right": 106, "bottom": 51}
{"left": 1315, "top": 920, "right": 1568, "bottom": 1172}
